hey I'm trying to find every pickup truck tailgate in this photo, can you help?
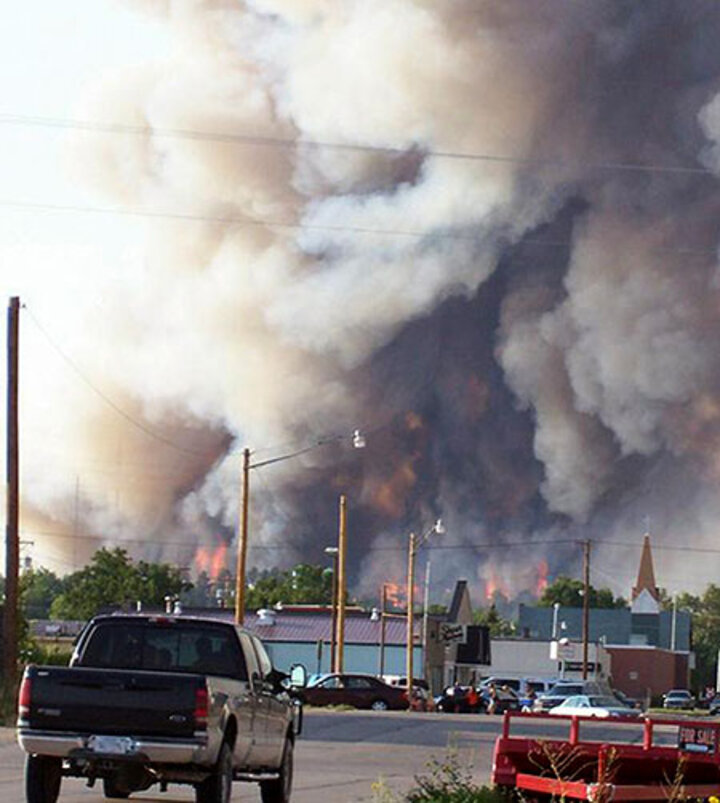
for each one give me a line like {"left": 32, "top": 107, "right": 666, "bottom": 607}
{"left": 25, "top": 666, "right": 204, "bottom": 738}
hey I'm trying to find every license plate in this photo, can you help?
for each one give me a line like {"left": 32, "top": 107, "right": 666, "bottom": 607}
{"left": 87, "top": 735, "right": 136, "bottom": 755}
{"left": 678, "top": 725, "right": 717, "bottom": 754}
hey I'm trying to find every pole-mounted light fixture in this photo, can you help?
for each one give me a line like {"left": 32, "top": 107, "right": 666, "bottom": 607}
{"left": 234, "top": 430, "right": 366, "bottom": 625}
{"left": 406, "top": 518, "right": 445, "bottom": 707}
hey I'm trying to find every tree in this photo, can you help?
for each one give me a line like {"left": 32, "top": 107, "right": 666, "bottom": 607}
{"left": 136, "top": 560, "right": 192, "bottom": 608}
{"left": 675, "top": 586, "right": 720, "bottom": 687}
{"left": 20, "top": 568, "right": 64, "bottom": 619}
{"left": 538, "top": 576, "right": 626, "bottom": 609}
{"left": 49, "top": 548, "right": 191, "bottom": 620}
{"left": 245, "top": 564, "right": 335, "bottom": 611}
{"left": 473, "top": 604, "right": 514, "bottom": 637}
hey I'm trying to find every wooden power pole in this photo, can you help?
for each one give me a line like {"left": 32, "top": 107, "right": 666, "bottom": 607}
{"left": 582, "top": 539, "right": 591, "bottom": 680}
{"left": 4, "top": 296, "right": 20, "bottom": 695}
{"left": 235, "top": 447, "right": 251, "bottom": 624}
{"left": 335, "top": 494, "right": 347, "bottom": 673}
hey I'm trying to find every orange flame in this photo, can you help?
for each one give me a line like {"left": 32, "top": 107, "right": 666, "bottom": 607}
{"left": 484, "top": 568, "right": 511, "bottom": 602}
{"left": 195, "top": 543, "right": 228, "bottom": 581}
{"left": 536, "top": 559, "right": 549, "bottom": 597}
{"left": 382, "top": 582, "right": 407, "bottom": 609}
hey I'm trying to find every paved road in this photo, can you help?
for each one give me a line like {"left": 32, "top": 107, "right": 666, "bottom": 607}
{"left": 0, "top": 711, "right": 684, "bottom": 802}
{"left": 1, "top": 711, "right": 500, "bottom": 803}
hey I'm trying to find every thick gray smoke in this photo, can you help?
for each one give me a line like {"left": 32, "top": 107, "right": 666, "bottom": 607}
{"left": 17, "top": 0, "right": 720, "bottom": 603}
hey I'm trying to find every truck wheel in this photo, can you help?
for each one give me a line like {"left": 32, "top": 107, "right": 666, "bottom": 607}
{"left": 26, "top": 755, "right": 62, "bottom": 803}
{"left": 260, "top": 738, "right": 293, "bottom": 803}
{"left": 103, "top": 776, "right": 130, "bottom": 798}
{"left": 195, "top": 741, "right": 232, "bottom": 803}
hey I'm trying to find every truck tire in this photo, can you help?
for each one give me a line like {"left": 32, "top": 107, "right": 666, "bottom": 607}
{"left": 103, "top": 776, "right": 130, "bottom": 798}
{"left": 195, "top": 741, "right": 233, "bottom": 803}
{"left": 260, "top": 738, "right": 293, "bottom": 803}
{"left": 26, "top": 754, "right": 62, "bottom": 803}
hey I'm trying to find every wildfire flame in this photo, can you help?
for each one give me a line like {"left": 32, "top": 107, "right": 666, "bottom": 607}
{"left": 536, "top": 559, "right": 549, "bottom": 597}
{"left": 195, "top": 543, "right": 228, "bottom": 581}
{"left": 382, "top": 582, "right": 407, "bottom": 610}
{"left": 482, "top": 560, "right": 551, "bottom": 602}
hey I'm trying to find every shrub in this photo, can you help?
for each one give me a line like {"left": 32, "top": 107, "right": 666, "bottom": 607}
{"left": 373, "top": 752, "right": 507, "bottom": 803}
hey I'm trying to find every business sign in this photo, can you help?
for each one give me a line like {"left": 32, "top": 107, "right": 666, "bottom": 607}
{"left": 440, "top": 623, "right": 466, "bottom": 643}
{"left": 550, "top": 640, "right": 578, "bottom": 661}
{"left": 564, "top": 661, "right": 598, "bottom": 674}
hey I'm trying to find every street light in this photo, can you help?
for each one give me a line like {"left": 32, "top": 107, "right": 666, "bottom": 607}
{"left": 324, "top": 546, "right": 339, "bottom": 672}
{"left": 407, "top": 519, "right": 445, "bottom": 706}
{"left": 234, "top": 430, "right": 365, "bottom": 624}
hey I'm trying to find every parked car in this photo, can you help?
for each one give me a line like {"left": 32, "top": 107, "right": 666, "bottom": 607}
{"left": 435, "top": 684, "right": 477, "bottom": 713}
{"left": 17, "top": 613, "right": 304, "bottom": 802}
{"left": 479, "top": 685, "right": 521, "bottom": 714}
{"left": 662, "top": 689, "right": 696, "bottom": 710}
{"left": 533, "top": 680, "right": 612, "bottom": 712}
{"left": 478, "top": 677, "right": 522, "bottom": 693}
{"left": 613, "top": 689, "right": 642, "bottom": 710}
{"left": 478, "top": 677, "right": 556, "bottom": 697}
{"left": 435, "top": 684, "right": 520, "bottom": 714}
{"left": 707, "top": 695, "right": 720, "bottom": 716}
{"left": 549, "top": 694, "right": 640, "bottom": 719}
{"left": 388, "top": 677, "right": 431, "bottom": 711}
{"left": 300, "top": 673, "right": 407, "bottom": 710}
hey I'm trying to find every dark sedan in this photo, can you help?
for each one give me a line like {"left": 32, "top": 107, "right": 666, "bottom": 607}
{"left": 435, "top": 685, "right": 520, "bottom": 714}
{"left": 301, "top": 673, "right": 408, "bottom": 710}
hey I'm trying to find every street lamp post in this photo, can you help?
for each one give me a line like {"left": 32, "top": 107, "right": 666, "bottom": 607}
{"left": 234, "top": 430, "right": 365, "bottom": 624}
{"left": 406, "top": 519, "right": 445, "bottom": 707}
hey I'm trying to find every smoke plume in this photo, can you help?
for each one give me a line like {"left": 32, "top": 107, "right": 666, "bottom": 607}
{"left": 14, "top": 0, "right": 720, "bottom": 604}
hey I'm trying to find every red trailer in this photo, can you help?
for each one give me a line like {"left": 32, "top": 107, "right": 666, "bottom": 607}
{"left": 493, "top": 710, "right": 720, "bottom": 801}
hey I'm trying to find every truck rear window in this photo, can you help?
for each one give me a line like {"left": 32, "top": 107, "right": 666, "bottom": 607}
{"left": 78, "top": 623, "right": 248, "bottom": 680}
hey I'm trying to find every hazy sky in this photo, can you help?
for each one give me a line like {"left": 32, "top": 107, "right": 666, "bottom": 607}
{"left": 0, "top": 2, "right": 166, "bottom": 572}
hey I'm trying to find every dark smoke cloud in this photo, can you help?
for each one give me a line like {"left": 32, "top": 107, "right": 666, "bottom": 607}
{"left": 23, "top": 0, "right": 720, "bottom": 602}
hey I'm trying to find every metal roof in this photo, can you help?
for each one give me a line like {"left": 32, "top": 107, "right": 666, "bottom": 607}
{"left": 168, "top": 607, "right": 418, "bottom": 645}
{"left": 245, "top": 611, "right": 416, "bottom": 645}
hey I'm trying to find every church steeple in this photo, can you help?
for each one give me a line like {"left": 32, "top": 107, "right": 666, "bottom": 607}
{"left": 631, "top": 534, "right": 660, "bottom": 614}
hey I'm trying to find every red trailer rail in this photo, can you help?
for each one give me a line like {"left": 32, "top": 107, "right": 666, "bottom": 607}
{"left": 493, "top": 710, "right": 720, "bottom": 801}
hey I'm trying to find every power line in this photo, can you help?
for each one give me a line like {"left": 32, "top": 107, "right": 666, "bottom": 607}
{"left": 0, "top": 198, "right": 461, "bottom": 241}
{"left": 1, "top": 112, "right": 715, "bottom": 177}
{"left": 2, "top": 197, "right": 716, "bottom": 258}
{"left": 23, "top": 305, "right": 218, "bottom": 458}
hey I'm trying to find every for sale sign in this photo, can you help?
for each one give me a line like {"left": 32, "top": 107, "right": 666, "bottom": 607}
{"left": 678, "top": 725, "right": 718, "bottom": 754}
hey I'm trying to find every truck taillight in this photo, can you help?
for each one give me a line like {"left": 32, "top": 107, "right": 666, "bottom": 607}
{"left": 18, "top": 676, "right": 31, "bottom": 719}
{"left": 194, "top": 687, "right": 208, "bottom": 729}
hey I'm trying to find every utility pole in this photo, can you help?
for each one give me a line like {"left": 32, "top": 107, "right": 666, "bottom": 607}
{"left": 4, "top": 296, "right": 20, "bottom": 696}
{"left": 335, "top": 494, "right": 347, "bottom": 673}
{"left": 406, "top": 532, "right": 416, "bottom": 705}
{"left": 379, "top": 584, "right": 388, "bottom": 677}
{"left": 422, "top": 559, "right": 431, "bottom": 682}
{"left": 324, "top": 546, "right": 339, "bottom": 672}
{"left": 235, "top": 447, "right": 250, "bottom": 624}
{"left": 582, "top": 539, "right": 591, "bottom": 680}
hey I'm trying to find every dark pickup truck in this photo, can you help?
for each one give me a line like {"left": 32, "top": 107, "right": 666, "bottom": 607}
{"left": 17, "top": 614, "right": 305, "bottom": 803}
